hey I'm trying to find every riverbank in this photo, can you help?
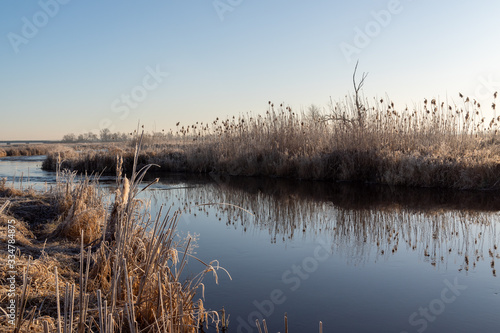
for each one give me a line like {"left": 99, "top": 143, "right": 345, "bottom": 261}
{"left": 0, "top": 144, "right": 54, "bottom": 158}
{"left": 43, "top": 97, "right": 500, "bottom": 190}
{"left": 0, "top": 155, "right": 228, "bottom": 332}
{"left": 0, "top": 142, "right": 122, "bottom": 159}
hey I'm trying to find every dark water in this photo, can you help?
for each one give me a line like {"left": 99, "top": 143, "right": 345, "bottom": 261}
{"left": 1, "top": 157, "right": 500, "bottom": 333}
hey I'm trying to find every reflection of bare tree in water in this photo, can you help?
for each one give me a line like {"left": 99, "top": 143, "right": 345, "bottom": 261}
{"left": 148, "top": 176, "right": 500, "bottom": 276}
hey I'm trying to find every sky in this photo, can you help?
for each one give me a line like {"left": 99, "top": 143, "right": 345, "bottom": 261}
{"left": 1, "top": 0, "right": 500, "bottom": 140}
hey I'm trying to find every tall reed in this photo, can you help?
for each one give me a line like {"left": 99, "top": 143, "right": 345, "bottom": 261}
{"left": 47, "top": 91, "right": 500, "bottom": 189}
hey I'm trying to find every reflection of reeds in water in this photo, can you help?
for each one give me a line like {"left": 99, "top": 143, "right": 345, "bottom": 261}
{"left": 152, "top": 177, "right": 500, "bottom": 277}
{"left": 334, "top": 209, "right": 498, "bottom": 273}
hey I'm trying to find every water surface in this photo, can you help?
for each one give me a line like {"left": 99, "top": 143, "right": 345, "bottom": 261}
{"left": 1, "top": 156, "right": 499, "bottom": 332}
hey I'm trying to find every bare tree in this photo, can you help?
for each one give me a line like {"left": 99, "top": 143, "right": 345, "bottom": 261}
{"left": 307, "top": 104, "right": 322, "bottom": 122}
{"left": 100, "top": 128, "right": 112, "bottom": 141}
{"left": 62, "top": 133, "right": 77, "bottom": 142}
{"left": 323, "top": 60, "right": 369, "bottom": 128}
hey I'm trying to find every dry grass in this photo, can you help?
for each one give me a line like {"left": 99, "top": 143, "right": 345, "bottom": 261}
{"left": 0, "top": 183, "right": 81, "bottom": 332}
{"left": 42, "top": 144, "right": 186, "bottom": 176}
{"left": 51, "top": 174, "right": 106, "bottom": 244}
{"left": 0, "top": 140, "right": 229, "bottom": 332}
{"left": 0, "top": 144, "right": 56, "bottom": 157}
{"left": 1, "top": 178, "right": 26, "bottom": 198}
{"left": 46, "top": 92, "right": 500, "bottom": 190}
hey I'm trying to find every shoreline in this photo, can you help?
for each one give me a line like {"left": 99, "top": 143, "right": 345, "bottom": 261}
{"left": 39, "top": 142, "right": 500, "bottom": 191}
{"left": 0, "top": 152, "right": 229, "bottom": 332}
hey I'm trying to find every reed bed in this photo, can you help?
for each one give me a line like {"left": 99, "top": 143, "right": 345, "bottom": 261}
{"left": 46, "top": 92, "right": 500, "bottom": 190}
{"left": 0, "top": 144, "right": 57, "bottom": 157}
{"left": 0, "top": 140, "right": 232, "bottom": 332}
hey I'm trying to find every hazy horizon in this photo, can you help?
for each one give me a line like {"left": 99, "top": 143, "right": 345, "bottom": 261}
{"left": 2, "top": 1, "right": 499, "bottom": 140}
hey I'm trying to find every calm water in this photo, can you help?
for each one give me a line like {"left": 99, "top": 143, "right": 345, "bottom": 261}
{"left": 0, "top": 155, "right": 55, "bottom": 189}
{"left": 1, "top": 156, "right": 499, "bottom": 333}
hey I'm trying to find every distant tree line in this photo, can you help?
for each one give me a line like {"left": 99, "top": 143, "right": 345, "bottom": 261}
{"left": 62, "top": 129, "right": 128, "bottom": 142}
{"left": 62, "top": 128, "right": 174, "bottom": 143}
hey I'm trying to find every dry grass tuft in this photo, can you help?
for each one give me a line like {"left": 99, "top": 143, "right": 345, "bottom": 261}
{"left": 0, "top": 200, "right": 35, "bottom": 250}
{"left": 0, "top": 178, "right": 25, "bottom": 198}
{"left": 52, "top": 177, "right": 106, "bottom": 244}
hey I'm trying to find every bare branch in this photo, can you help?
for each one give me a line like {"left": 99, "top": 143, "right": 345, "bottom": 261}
{"left": 353, "top": 60, "right": 368, "bottom": 94}
{"left": 352, "top": 60, "right": 369, "bottom": 128}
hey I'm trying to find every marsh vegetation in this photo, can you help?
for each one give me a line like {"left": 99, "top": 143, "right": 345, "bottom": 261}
{"left": 1, "top": 146, "right": 500, "bottom": 332}
{"left": 44, "top": 90, "right": 500, "bottom": 190}
{"left": 3, "top": 81, "right": 500, "bottom": 331}
{"left": 0, "top": 145, "right": 230, "bottom": 332}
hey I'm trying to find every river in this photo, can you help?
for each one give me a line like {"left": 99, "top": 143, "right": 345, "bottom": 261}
{"left": 1, "top": 156, "right": 499, "bottom": 332}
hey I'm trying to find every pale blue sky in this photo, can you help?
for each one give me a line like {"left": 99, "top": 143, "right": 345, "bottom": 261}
{"left": 1, "top": 0, "right": 499, "bottom": 140}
